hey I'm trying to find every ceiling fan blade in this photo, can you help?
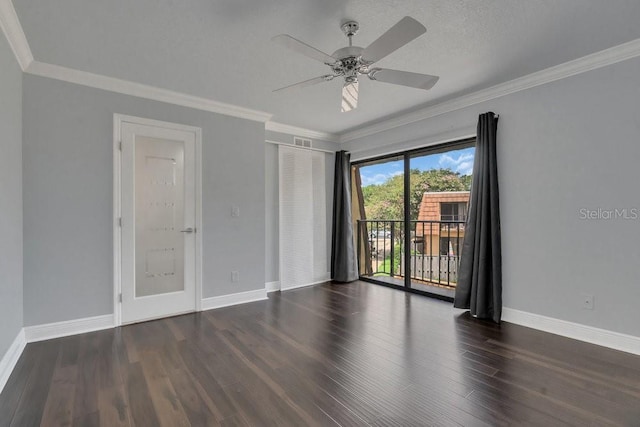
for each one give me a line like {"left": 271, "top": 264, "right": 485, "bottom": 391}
{"left": 273, "top": 75, "right": 334, "bottom": 93}
{"left": 272, "top": 34, "right": 336, "bottom": 65}
{"left": 341, "top": 80, "right": 359, "bottom": 112}
{"left": 362, "top": 17, "right": 426, "bottom": 64}
{"left": 368, "top": 68, "right": 439, "bottom": 90}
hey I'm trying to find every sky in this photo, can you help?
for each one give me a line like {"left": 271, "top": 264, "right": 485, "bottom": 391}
{"left": 359, "top": 147, "right": 475, "bottom": 187}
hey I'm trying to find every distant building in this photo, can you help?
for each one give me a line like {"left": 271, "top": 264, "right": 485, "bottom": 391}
{"left": 415, "top": 191, "right": 470, "bottom": 256}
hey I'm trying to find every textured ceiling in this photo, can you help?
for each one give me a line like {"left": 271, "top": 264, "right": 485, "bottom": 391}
{"left": 14, "top": 0, "right": 640, "bottom": 135}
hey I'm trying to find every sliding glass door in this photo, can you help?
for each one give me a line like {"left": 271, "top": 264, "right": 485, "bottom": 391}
{"left": 353, "top": 139, "right": 475, "bottom": 299}
{"left": 353, "top": 155, "right": 405, "bottom": 284}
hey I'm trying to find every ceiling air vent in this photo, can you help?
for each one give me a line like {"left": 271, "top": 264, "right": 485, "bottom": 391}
{"left": 293, "top": 136, "right": 312, "bottom": 148}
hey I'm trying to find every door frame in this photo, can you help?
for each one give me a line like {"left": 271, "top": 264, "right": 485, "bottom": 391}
{"left": 113, "top": 114, "right": 203, "bottom": 326}
{"left": 350, "top": 137, "right": 475, "bottom": 302}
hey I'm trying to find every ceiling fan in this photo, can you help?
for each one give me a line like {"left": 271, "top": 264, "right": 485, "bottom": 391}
{"left": 272, "top": 16, "right": 439, "bottom": 112}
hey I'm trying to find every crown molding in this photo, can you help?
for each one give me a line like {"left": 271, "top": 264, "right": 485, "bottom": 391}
{"left": 266, "top": 121, "right": 339, "bottom": 142}
{"left": 2, "top": 0, "right": 271, "bottom": 123}
{"left": 0, "top": 0, "right": 33, "bottom": 70}
{"left": 25, "top": 61, "right": 273, "bottom": 123}
{"left": 5, "top": 0, "right": 640, "bottom": 138}
{"left": 340, "top": 38, "right": 640, "bottom": 143}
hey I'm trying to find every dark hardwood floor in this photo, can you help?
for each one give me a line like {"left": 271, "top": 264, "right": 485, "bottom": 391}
{"left": 1, "top": 281, "right": 639, "bottom": 426}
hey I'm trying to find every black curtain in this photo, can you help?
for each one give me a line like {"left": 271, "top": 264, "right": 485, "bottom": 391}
{"left": 331, "top": 151, "right": 359, "bottom": 282}
{"left": 454, "top": 112, "right": 502, "bottom": 323}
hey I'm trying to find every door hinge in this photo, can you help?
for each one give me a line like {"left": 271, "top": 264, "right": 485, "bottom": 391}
{"left": 118, "top": 141, "right": 122, "bottom": 151}
{"left": 118, "top": 293, "right": 122, "bottom": 303}
{"left": 118, "top": 217, "right": 122, "bottom": 227}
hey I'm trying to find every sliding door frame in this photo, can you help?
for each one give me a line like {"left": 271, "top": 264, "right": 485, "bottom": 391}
{"left": 352, "top": 137, "right": 476, "bottom": 301}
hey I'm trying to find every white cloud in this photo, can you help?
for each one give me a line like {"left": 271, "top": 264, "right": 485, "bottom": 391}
{"left": 438, "top": 152, "right": 475, "bottom": 175}
{"left": 456, "top": 161, "right": 474, "bottom": 176}
{"left": 361, "top": 170, "right": 402, "bottom": 186}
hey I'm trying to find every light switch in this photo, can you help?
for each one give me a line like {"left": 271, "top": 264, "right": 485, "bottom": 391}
{"left": 231, "top": 206, "right": 240, "bottom": 218}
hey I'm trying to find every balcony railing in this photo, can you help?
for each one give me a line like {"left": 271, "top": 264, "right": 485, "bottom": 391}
{"left": 357, "top": 219, "right": 466, "bottom": 288}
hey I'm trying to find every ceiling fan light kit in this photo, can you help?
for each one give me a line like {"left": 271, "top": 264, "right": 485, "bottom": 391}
{"left": 272, "top": 16, "right": 439, "bottom": 112}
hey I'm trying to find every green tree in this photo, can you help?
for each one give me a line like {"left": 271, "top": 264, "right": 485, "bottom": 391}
{"left": 362, "top": 168, "right": 472, "bottom": 221}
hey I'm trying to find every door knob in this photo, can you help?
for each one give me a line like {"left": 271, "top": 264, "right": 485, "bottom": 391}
{"left": 180, "top": 227, "right": 195, "bottom": 233}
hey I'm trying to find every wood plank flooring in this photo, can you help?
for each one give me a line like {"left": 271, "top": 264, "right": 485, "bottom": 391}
{"left": 1, "top": 281, "right": 639, "bottom": 426}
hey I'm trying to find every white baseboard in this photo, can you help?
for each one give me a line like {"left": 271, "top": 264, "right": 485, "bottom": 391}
{"left": 0, "top": 329, "right": 26, "bottom": 394}
{"left": 201, "top": 288, "right": 268, "bottom": 311}
{"left": 24, "top": 314, "right": 115, "bottom": 343}
{"left": 2, "top": 290, "right": 268, "bottom": 393}
{"left": 265, "top": 281, "right": 281, "bottom": 293}
{"left": 502, "top": 308, "right": 640, "bottom": 356}
{"left": 280, "top": 275, "right": 331, "bottom": 292}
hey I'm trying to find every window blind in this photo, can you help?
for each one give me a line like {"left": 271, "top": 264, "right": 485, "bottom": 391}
{"left": 279, "top": 145, "right": 327, "bottom": 290}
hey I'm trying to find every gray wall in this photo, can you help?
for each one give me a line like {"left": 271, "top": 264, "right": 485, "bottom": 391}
{"left": 0, "top": 32, "right": 23, "bottom": 356}
{"left": 23, "top": 74, "right": 265, "bottom": 326}
{"left": 344, "top": 57, "right": 640, "bottom": 337}
{"left": 264, "top": 130, "right": 337, "bottom": 284}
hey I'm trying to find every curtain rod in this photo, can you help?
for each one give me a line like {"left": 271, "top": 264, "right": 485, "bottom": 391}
{"left": 265, "top": 139, "right": 336, "bottom": 154}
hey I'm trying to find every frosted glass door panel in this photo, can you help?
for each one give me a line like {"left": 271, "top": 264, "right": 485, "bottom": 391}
{"left": 135, "top": 136, "right": 185, "bottom": 297}
{"left": 119, "top": 118, "right": 198, "bottom": 325}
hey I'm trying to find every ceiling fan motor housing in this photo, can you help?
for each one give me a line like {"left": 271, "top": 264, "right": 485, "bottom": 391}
{"left": 330, "top": 46, "right": 370, "bottom": 79}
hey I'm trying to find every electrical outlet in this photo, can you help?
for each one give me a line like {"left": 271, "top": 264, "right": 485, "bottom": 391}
{"left": 582, "top": 294, "right": 594, "bottom": 310}
{"left": 231, "top": 271, "right": 240, "bottom": 282}
{"left": 231, "top": 206, "right": 240, "bottom": 218}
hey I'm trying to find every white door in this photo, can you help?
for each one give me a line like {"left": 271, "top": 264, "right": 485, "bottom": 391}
{"left": 119, "top": 118, "right": 200, "bottom": 324}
